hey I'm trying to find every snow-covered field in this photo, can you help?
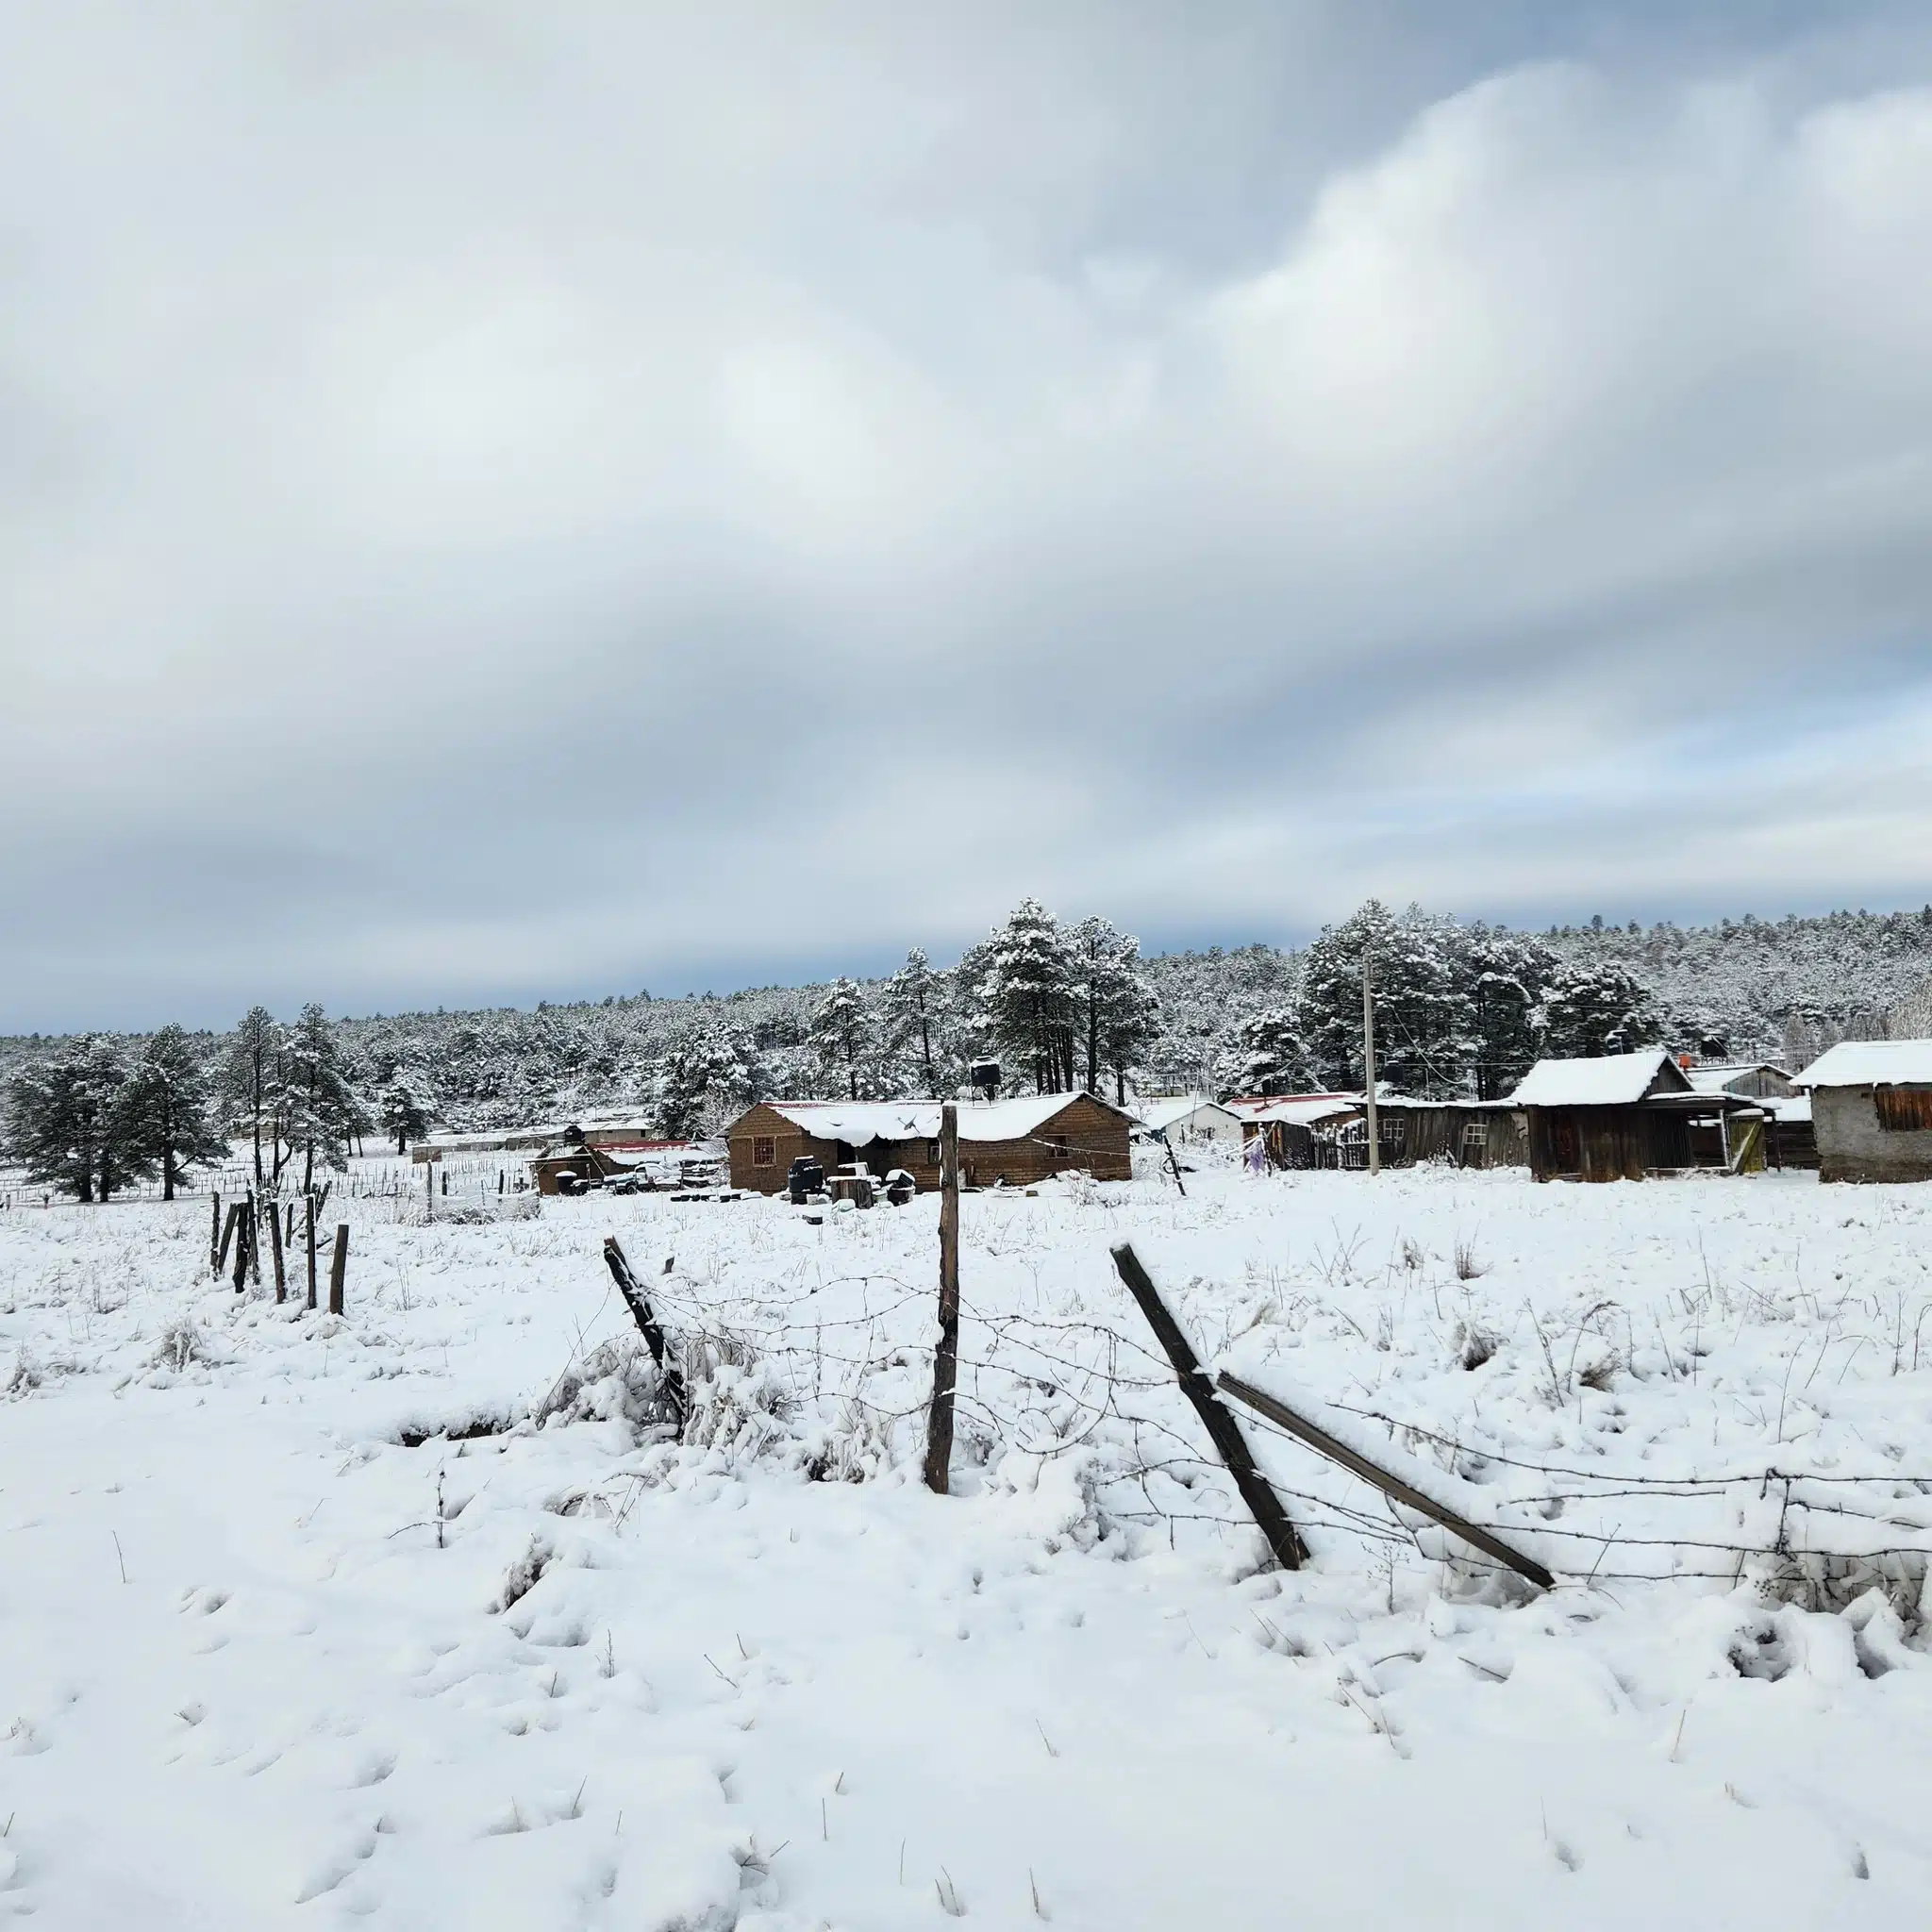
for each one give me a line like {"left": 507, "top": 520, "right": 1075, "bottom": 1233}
{"left": 5, "top": 1162, "right": 1932, "bottom": 1929}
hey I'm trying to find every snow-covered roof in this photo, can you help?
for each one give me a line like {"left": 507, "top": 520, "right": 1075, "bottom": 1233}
{"left": 1793, "top": 1040, "right": 1932, "bottom": 1090}
{"left": 755, "top": 1093, "right": 1124, "bottom": 1146}
{"left": 1770, "top": 1095, "right": 1812, "bottom": 1124}
{"left": 1683, "top": 1063, "right": 1785, "bottom": 1094}
{"left": 1509, "top": 1049, "right": 1690, "bottom": 1108}
{"left": 1225, "top": 1093, "right": 1363, "bottom": 1128}
{"left": 1133, "top": 1096, "right": 1240, "bottom": 1133}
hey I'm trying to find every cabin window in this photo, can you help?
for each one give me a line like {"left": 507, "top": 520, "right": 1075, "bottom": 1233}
{"left": 1874, "top": 1090, "right": 1932, "bottom": 1132}
{"left": 1461, "top": 1119, "right": 1487, "bottom": 1146}
{"left": 752, "top": 1136, "right": 775, "bottom": 1167}
{"left": 925, "top": 1141, "right": 941, "bottom": 1165}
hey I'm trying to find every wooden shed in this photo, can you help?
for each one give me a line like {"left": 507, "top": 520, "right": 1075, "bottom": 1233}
{"left": 1224, "top": 1095, "right": 1363, "bottom": 1169}
{"left": 724, "top": 1092, "right": 1134, "bottom": 1195}
{"left": 1511, "top": 1049, "right": 1764, "bottom": 1182}
{"left": 1794, "top": 1041, "right": 1932, "bottom": 1183}
{"left": 1357, "top": 1099, "right": 1528, "bottom": 1171}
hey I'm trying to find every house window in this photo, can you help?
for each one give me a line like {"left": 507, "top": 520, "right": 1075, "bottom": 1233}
{"left": 1874, "top": 1090, "right": 1932, "bottom": 1132}
{"left": 752, "top": 1136, "right": 775, "bottom": 1167}
{"left": 926, "top": 1141, "right": 941, "bottom": 1165}
{"left": 1461, "top": 1119, "right": 1487, "bottom": 1147}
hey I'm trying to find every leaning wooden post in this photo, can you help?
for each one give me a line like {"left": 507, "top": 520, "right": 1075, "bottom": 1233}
{"left": 923, "top": 1104, "right": 962, "bottom": 1494}
{"left": 215, "top": 1199, "right": 242, "bottom": 1275}
{"left": 602, "top": 1237, "right": 690, "bottom": 1427}
{"left": 1215, "top": 1372, "right": 1553, "bottom": 1590}
{"left": 232, "top": 1196, "right": 253, "bottom": 1293}
{"left": 209, "top": 1191, "right": 223, "bottom": 1273}
{"left": 305, "top": 1193, "right": 318, "bottom": 1310}
{"left": 328, "top": 1224, "right": 348, "bottom": 1315}
{"left": 267, "top": 1194, "right": 287, "bottom": 1304}
{"left": 1109, "top": 1241, "right": 1307, "bottom": 1570}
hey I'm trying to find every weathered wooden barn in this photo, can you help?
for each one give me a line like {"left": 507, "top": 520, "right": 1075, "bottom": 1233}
{"left": 1794, "top": 1041, "right": 1932, "bottom": 1183}
{"left": 1683, "top": 1061, "right": 1797, "bottom": 1102}
{"left": 724, "top": 1093, "right": 1134, "bottom": 1194}
{"left": 1511, "top": 1050, "right": 1764, "bottom": 1182}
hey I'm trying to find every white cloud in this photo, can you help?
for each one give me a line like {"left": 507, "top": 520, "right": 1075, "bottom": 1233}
{"left": 1, "top": 5, "right": 1929, "bottom": 1025}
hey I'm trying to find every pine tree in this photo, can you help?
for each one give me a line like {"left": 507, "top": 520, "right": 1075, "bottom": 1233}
{"left": 283, "top": 1004, "right": 366, "bottom": 1192}
{"left": 977, "top": 899, "right": 1080, "bottom": 1093}
{"left": 1300, "top": 901, "right": 1474, "bottom": 1096}
{"left": 3, "top": 1035, "right": 148, "bottom": 1202}
{"left": 122, "top": 1024, "right": 227, "bottom": 1199}
{"left": 1070, "top": 918, "right": 1161, "bottom": 1100}
{"left": 808, "top": 978, "right": 876, "bottom": 1100}
{"left": 377, "top": 1066, "right": 438, "bottom": 1154}
{"left": 654, "top": 1025, "right": 758, "bottom": 1138}
{"left": 1532, "top": 963, "right": 1664, "bottom": 1059}
{"left": 882, "top": 949, "right": 944, "bottom": 1095}
{"left": 221, "top": 1007, "right": 290, "bottom": 1190}
{"left": 1464, "top": 927, "right": 1557, "bottom": 1099}
{"left": 1221, "top": 1005, "right": 1312, "bottom": 1095}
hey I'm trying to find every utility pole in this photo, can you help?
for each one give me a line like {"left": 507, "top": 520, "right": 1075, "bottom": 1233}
{"left": 1362, "top": 949, "right": 1380, "bottom": 1175}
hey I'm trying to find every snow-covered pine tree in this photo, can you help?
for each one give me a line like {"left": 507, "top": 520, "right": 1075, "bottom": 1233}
{"left": 808, "top": 977, "right": 877, "bottom": 1100}
{"left": 1299, "top": 901, "right": 1475, "bottom": 1096}
{"left": 976, "top": 899, "right": 1081, "bottom": 1094}
{"left": 1532, "top": 962, "right": 1664, "bottom": 1059}
{"left": 1220, "top": 1005, "right": 1312, "bottom": 1096}
{"left": 654, "top": 1024, "right": 758, "bottom": 1138}
{"left": 1463, "top": 926, "right": 1557, "bottom": 1099}
{"left": 284, "top": 1004, "right": 368, "bottom": 1194}
{"left": 882, "top": 949, "right": 945, "bottom": 1096}
{"left": 220, "top": 1007, "right": 291, "bottom": 1190}
{"left": 122, "top": 1024, "right": 228, "bottom": 1199}
{"left": 2, "top": 1035, "right": 148, "bottom": 1202}
{"left": 377, "top": 1065, "right": 439, "bottom": 1153}
{"left": 1069, "top": 918, "right": 1161, "bottom": 1101}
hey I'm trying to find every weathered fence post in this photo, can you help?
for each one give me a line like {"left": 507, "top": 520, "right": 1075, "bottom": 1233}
{"left": 328, "top": 1224, "right": 348, "bottom": 1315}
{"left": 305, "top": 1193, "right": 318, "bottom": 1311}
{"left": 923, "top": 1104, "right": 962, "bottom": 1495}
{"left": 1214, "top": 1372, "right": 1554, "bottom": 1590}
{"left": 602, "top": 1237, "right": 690, "bottom": 1427}
{"left": 215, "top": 1199, "right": 242, "bottom": 1276}
{"left": 1109, "top": 1241, "right": 1307, "bottom": 1570}
{"left": 232, "top": 1196, "right": 253, "bottom": 1293}
{"left": 425, "top": 1162, "right": 433, "bottom": 1222}
{"left": 268, "top": 1198, "right": 287, "bottom": 1304}
{"left": 210, "top": 1192, "right": 223, "bottom": 1273}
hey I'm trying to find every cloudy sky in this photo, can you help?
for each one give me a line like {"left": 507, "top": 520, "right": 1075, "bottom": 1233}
{"left": 4, "top": 1, "right": 1931, "bottom": 1031}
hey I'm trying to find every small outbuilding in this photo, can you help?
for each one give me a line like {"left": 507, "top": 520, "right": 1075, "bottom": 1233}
{"left": 1357, "top": 1099, "right": 1529, "bottom": 1171}
{"left": 724, "top": 1092, "right": 1134, "bottom": 1195}
{"left": 1224, "top": 1094, "right": 1364, "bottom": 1169}
{"left": 1511, "top": 1049, "right": 1764, "bottom": 1182}
{"left": 1132, "top": 1095, "right": 1244, "bottom": 1149}
{"left": 1793, "top": 1041, "right": 1932, "bottom": 1183}
{"left": 1683, "top": 1061, "right": 1797, "bottom": 1102}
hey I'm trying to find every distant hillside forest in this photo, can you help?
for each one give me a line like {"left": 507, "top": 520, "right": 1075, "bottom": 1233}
{"left": 6, "top": 901, "right": 1932, "bottom": 1171}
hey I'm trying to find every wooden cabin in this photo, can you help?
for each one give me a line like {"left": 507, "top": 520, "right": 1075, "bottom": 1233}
{"left": 1511, "top": 1049, "right": 1764, "bottom": 1182}
{"left": 724, "top": 1092, "right": 1133, "bottom": 1195}
{"left": 1356, "top": 1099, "right": 1528, "bottom": 1171}
{"left": 1795, "top": 1041, "right": 1932, "bottom": 1183}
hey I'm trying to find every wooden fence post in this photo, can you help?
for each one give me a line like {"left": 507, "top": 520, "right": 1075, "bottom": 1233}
{"left": 602, "top": 1237, "right": 690, "bottom": 1426}
{"left": 210, "top": 1192, "right": 223, "bottom": 1273}
{"left": 1214, "top": 1372, "right": 1554, "bottom": 1590}
{"left": 923, "top": 1104, "right": 962, "bottom": 1495}
{"left": 268, "top": 1196, "right": 287, "bottom": 1304}
{"left": 328, "top": 1224, "right": 348, "bottom": 1315}
{"left": 232, "top": 1196, "right": 253, "bottom": 1293}
{"left": 1109, "top": 1241, "right": 1307, "bottom": 1570}
{"left": 215, "top": 1200, "right": 242, "bottom": 1276}
{"left": 305, "top": 1193, "right": 318, "bottom": 1311}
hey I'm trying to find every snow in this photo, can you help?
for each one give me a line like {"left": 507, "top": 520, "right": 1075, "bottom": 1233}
{"left": 6, "top": 1163, "right": 1932, "bottom": 1927}
{"left": 1510, "top": 1049, "right": 1684, "bottom": 1108}
{"left": 1225, "top": 1093, "right": 1362, "bottom": 1126}
{"left": 1794, "top": 1039, "right": 1932, "bottom": 1089}
{"left": 1130, "top": 1096, "right": 1238, "bottom": 1135}
{"left": 761, "top": 1093, "right": 1120, "bottom": 1146}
